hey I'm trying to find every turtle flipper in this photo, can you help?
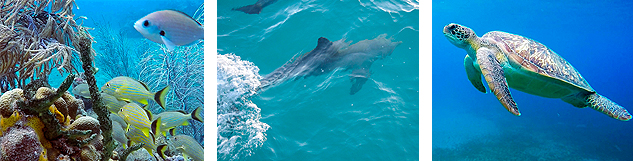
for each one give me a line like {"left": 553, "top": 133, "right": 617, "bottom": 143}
{"left": 476, "top": 48, "right": 520, "bottom": 116}
{"left": 586, "top": 93, "right": 631, "bottom": 121}
{"left": 464, "top": 55, "right": 486, "bottom": 93}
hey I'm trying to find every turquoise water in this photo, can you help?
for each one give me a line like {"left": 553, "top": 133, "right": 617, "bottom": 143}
{"left": 434, "top": 0, "right": 633, "bottom": 160}
{"left": 218, "top": 0, "right": 419, "bottom": 160}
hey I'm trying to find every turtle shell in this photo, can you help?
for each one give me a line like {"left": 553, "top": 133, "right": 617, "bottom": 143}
{"left": 481, "top": 31, "right": 594, "bottom": 93}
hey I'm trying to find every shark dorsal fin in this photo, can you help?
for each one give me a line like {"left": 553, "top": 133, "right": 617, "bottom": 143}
{"left": 316, "top": 37, "right": 332, "bottom": 49}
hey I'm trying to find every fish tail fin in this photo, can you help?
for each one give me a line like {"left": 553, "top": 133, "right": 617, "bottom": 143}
{"left": 192, "top": 106, "right": 203, "bottom": 123}
{"left": 157, "top": 145, "right": 168, "bottom": 160}
{"left": 169, "top": 128, "right": 176, "bottom": 136}
{"left": 154, "top": 86, "right": 170, "bottom": 109}
{"left": 143, "top": 108, "right": 153, "bottom": 121}
{"left": 151, "top": 117, "right": 162, "bottom": 137}
{"left": 232, "top": 4, "right": 263, "bottom": 14}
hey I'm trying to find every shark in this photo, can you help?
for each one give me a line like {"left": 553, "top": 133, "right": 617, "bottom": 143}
{"left": 232, "top": 0, "right": 278, "bottom": 14}
{"left": 259, "top": 34, "right": 402, "bottom": 95}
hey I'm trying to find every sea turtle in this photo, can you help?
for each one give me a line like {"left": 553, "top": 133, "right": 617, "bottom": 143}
{"left": 443, "top": 23, "right": 631, "bottom": 121}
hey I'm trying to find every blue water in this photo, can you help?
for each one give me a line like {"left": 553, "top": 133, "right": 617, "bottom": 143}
{"left": 218, "top": 0, "right": 419, "bottom": 160}
{"left": 434, "top": 0, "right": 633, "bottom": 160}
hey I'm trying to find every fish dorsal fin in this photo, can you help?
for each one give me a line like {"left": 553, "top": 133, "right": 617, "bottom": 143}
{"left": 167, "top": 9, "right": 202, "bottom": 26}
{"left": 139, "top": 81, "right": 150, "bottom": 91}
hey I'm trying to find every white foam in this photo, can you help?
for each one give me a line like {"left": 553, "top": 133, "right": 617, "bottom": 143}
{"left": 217, "top": 53, "right": 270, "bottom": 160}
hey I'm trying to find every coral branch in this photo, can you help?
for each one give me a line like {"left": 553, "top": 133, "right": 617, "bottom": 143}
{"left": 120, "top": 143, "right": 144, "bottom": 161}
{"left": 17, "top": 74, "right": 74, "bottom": 139}
{"left": 76, "top": 30, "right": 114, "bottom": 161}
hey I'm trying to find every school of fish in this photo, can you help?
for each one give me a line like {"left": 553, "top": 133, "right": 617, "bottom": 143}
{"left": 71, "top": 9, "right": 205, "bottom": 160}
{"left": 72, "top": 33, "right": 204, "bottom": 160}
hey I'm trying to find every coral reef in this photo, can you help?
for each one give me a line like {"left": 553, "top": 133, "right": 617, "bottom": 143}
{"left": 0, "top": 0, "right": 91, "bottom": 92}
{"left": 0, "top": 89, "right": 23, "bottom": 118}
{"left": 0, "top": 0, "right": 168, "bottom": 160}
{"left": 126, "top": 148, "right": 155, "bottom": 161}
{"left": 0, "top": 77, "right": 108, "bottom": 160}
{"left": 76, "top": 27, "right": 115, "bottom": 161}
{"left": 0, "top": 127, "right": 43, "bottom": 161}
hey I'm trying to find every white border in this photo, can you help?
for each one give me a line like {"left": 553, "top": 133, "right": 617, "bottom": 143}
{"left": 419, "top": 0, "right": 431, "bottom": 160}
{"left": 205, "top": 0, "right": 218, "bottom": 160}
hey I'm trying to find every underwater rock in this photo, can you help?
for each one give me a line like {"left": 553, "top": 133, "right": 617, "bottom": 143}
{"left": 163, "top": 155, "right": 185, "bottom": 161}
{"left": 0, "top": 89, "right": 23, "bottom": 118}
{"left": 0, "top": 127, "right": 43, "bottom": 161}
{"left": 79, "top": 144, "right": 101, "bottom": 161}
{"left": 127, "top": 148, "right": 155, "bottom": 161}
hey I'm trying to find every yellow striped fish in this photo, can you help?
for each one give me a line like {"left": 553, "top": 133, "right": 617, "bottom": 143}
{"left": 112, "top": 121, "right": 128, "bottom": 148}
{"left": 118, "top": 102, "right": 162, "bottom": 138}
{"left": 152, "top": 106, "right": 203, "bottom": 136}
{"left": 158, "top": 135, "right": 203, "bottom": 161}
{"left": 102, "top": 93, "right": 128, "bottom": 113}
{"left": 126, "top": 124, "right": 157, "bottom": 154}
{"left": 101, "top": 76, "right": 170, "bottom": 109}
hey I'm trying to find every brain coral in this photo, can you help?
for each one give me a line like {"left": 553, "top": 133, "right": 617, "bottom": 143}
{"left": 34, "top": 87, "right": 54, "bottom": 99}
{"left": 0, "top": 89, "right": 24, "bottom": 118}
{"left": 68, "top": 116, "right": 101, "bottom": 136}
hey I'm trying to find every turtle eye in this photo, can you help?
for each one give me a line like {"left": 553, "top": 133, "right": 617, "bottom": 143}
{"left": 448, "top": 25, "right": 457, "bottom": 31}
{"left": 143, "top": 20, "right": 149, "bottom": 27}
{"left": 159, "top": 30, "right": 165, "bottom": 36}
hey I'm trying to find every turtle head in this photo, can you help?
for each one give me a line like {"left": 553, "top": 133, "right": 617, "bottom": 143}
{"left": 443, "top": 23, "right": 477, "bottom": 49}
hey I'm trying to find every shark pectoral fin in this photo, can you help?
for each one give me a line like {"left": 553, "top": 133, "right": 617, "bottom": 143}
{"left": 161, "top": 36, "right": 176, "bottom": 51}
{"left": 464, "top": 55, "right": 486, "bottom": 93}
{"left": 476, "top": 48, "right": 520, "bottom": 116}
{"left": 349, "top": 68, "right": 371, "bottom": 95}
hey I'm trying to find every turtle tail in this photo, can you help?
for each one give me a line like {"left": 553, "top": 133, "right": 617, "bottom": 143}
{"left": 586, "top": 93, "right": 631, "bottom": 121}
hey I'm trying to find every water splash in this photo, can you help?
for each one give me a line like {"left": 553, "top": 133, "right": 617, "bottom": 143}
{"left": 217, "top": 53, "right": 270, "bottom": 160}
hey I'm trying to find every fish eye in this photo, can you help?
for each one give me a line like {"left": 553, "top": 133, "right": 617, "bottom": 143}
{"left": 143, "top": 20, "right": 149, "bottom": 27}
{"left": 105, "top": 83, "right": 110, "bottom": 87}
{"left": 159, "top": 30, "right": 165, "bottom": 36}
